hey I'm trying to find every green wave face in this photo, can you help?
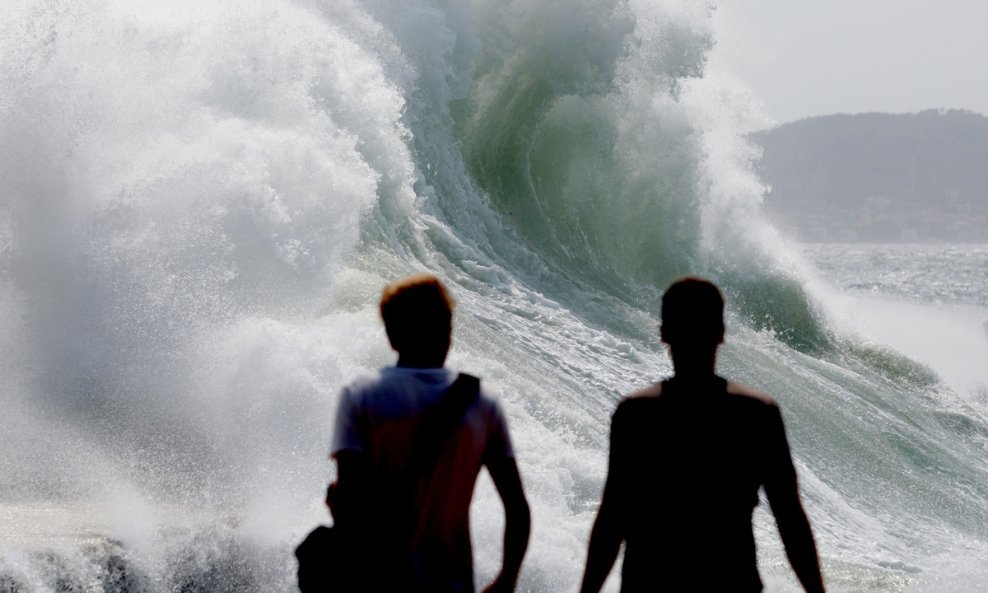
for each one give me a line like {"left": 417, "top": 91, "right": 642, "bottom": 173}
{"left": 1, "top": 1, "right": 986, "bottom": 592}
{"left": 418, "top": 1, "right": 828, "bottom": 353}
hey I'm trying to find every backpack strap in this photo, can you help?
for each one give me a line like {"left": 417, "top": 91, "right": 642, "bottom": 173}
{"left": 408, "top": 373, "right": 480, "bottom": 477}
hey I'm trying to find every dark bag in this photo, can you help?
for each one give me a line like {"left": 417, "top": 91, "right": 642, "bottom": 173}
{"left": 295, "top": 373, "right": 480, "bottom": 592}
{"left": 295, "top": 526, "right": 348, "bottom": 593}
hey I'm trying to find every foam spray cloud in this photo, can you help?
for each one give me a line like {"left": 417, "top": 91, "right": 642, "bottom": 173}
{"left": 1, "top": 0, "right": 986, "bottom": 591}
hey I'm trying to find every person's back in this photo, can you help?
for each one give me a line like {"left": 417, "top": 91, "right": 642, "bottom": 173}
{"left": 580, "top": 277, "right": 825, "bottom": 593}
{"left": 611, "top": 377, "right": 795, "bottom": 591}
{"left": 329, "top": 274, "right": 530, "bottom": 593}
{"left": 333, "top": 367, "right": 514, "bottom": 590}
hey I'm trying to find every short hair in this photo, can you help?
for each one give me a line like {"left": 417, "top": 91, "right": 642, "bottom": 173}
{"left": 379, "top": 273, "right": 455, "bottom": 353}
{"left": 661, "top": 276, "right": 725, "bottom": 346}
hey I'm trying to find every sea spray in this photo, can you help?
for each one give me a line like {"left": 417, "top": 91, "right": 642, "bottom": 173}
{"left": 1, "top": 1, "right": 986, "bottom": 592}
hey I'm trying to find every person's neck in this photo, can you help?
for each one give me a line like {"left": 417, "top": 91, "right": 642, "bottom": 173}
{"left": 396, "top": 353, "right": 447, "bottom": 369}
{"left": 672, "top": 368, "right": 718, "bottom": 382}
{"left": 669, "top": 349, "right": 717, "bottom": 380}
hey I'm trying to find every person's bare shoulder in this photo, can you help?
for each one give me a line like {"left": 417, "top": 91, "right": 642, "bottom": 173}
{"left": 724, "top": 380, "right": 779, "bottom": 407}
{"left": 624, "top": 381, "right": 663, "bottom": 400}
{"left": 612, "top": 382, "right": 663, "bottom": 427}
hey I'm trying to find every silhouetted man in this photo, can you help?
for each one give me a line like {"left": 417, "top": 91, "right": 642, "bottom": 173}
{"left": 330, "top": 273, "right": 530, "bottom": 593}
{"left": 580, "top": 277, "right": 825, "bottom": 593}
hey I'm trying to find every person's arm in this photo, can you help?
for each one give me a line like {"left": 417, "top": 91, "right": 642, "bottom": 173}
{"left": 327, "top": 449, "right": 371, "bottom": 527}
{"left": 765, "top": 476, "right": 825, "bottom": 593}
{"left": 763, "top": 405, "right": 825, "bottom": 593}
{"left": 578, "top": 485, "right": 623, "bottom": 593}
{"left": 482, "top": 457, "right": 531, "bottom": 593}
{"left": 327, "top": 384, "right": 371, "bottom": 525}
{"left": 580, "top": 401, "right": 631, "bottom": 593}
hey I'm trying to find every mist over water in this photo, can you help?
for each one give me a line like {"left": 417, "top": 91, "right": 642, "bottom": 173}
{"left": 2, "top": 1, "right": 987, "bottom": 592}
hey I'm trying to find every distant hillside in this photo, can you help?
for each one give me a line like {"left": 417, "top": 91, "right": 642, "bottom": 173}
{"left": 752, "top": 110, "right": 988, "bottom": 242}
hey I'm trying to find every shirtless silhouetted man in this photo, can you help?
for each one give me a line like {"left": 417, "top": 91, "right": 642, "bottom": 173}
{"left": 580, "top": 277, "right": 825, "bottom": 593}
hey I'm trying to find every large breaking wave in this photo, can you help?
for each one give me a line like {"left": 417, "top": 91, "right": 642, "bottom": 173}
{"left": 1, "top": 1, "right": 986, "bottom": 591}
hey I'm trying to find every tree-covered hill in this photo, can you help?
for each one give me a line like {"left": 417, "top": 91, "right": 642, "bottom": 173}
{"left": 752, "top": 110, "right": 988, "bottom": 242}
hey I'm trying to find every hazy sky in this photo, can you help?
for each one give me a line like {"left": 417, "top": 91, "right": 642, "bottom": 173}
{"left": 709, "top": 1, "right": 988, "bottom": 123}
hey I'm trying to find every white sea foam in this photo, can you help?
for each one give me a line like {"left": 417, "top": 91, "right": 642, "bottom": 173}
{"left": 1, "top": 1, "right": 986, "bottom": 592}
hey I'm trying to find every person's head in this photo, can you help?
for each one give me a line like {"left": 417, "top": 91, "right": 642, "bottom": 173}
{"left": 380, "top": 273, "right": 455, "bottom": 365}
{"left": 660, "top": 276, "right": 725, "bottom": 352}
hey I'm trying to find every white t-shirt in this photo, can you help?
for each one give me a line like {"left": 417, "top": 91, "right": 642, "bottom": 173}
{"left": 330, "top": 366, "right": 515, "bottom": 592}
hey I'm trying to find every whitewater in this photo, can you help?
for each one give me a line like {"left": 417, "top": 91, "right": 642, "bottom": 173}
{"left": 1, "top": 1, "right": 986, "bottom": 591}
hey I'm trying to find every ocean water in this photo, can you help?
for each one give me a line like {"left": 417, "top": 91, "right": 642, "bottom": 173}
{"left": 1, "top": 1, "right": 987, "bottom": 592}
